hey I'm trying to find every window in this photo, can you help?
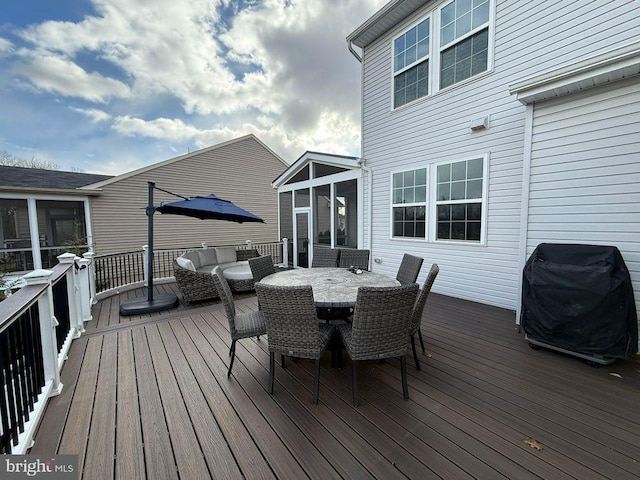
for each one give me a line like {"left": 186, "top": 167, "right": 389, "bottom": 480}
{"left": 440, "top": 0, "right": 490, "bottom": 89}
{"left": 392, "top": 168, "right": 427, "bottom": 238}
{"left": 436, "top": 158, "right": 484, "bottom": 241}
{"left": 393, "top": 19, "right": 430, "bottom": 108}
{"left": 389, "top": 157, "right": 486, "bottom": 243}
{"left": 391, "top": 0, "right": 491, "bottom": 108}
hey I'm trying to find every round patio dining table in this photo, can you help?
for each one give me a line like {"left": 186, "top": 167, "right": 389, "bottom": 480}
{"left": 258, "top": 267, "right": 400, "bottom": 308}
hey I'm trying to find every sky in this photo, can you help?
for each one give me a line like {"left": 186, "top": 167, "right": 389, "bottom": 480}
{"left": 0, "top": 0, "right": 386, "bottom": 175}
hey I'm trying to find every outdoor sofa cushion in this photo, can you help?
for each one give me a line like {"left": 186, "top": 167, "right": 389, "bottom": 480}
{"left": 197, "top": 248, "right": 218, "bottom": 266}
{"left": 215, "top": 246, "right": 237, "bottom": 264}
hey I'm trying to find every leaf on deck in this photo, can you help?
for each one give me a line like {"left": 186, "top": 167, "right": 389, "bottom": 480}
{"left": 524, "top": 437, "right": 543, "bottom": 451}
{"left": 609, "top": 373, "right": 622, "bottom": 378}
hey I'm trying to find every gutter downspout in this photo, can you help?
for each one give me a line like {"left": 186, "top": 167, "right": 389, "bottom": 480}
{"left": 348, "top": 40, "right": 362, "bottom": 63}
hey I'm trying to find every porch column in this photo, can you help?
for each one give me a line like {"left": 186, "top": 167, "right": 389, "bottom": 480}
{"left": 26, "top": 197, "right": 42, "bottom": 270}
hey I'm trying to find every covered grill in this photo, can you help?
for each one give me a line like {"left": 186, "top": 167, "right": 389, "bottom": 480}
{"left": 521, "top": 243, "right": 638, "bottom": 364}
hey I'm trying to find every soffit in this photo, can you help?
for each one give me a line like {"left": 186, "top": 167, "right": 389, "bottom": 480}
{"left": 510, "top": 42, "right": 640, "bottom": 105}
{"left": 347, "top": 0, "right": 429, "bottom": 48}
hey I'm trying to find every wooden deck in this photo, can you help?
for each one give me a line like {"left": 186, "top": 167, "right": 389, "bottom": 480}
{"left": 31, "top": 283, "right": 640, "bottom": 480}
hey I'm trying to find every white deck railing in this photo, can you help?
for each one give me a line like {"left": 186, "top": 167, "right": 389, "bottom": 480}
{"left": 0, "top": 253, "right": 92, "bottom": 454}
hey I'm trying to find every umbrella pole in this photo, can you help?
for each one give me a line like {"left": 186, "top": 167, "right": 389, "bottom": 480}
{"left": 147, "top": 181, "right": 155, "bottom": 303}
{"left": 119, "top": 181, "right": 178, "bottom": 315}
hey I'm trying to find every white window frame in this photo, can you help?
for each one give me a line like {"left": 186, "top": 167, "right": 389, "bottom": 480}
{"left": 392, "top": 16, "right": 432, "bottom": 108}
{"left": 429, "top": 153, "right": 489, "bottom": 245}
{"left": 390, "top": 0, "right": 495, "bottom": 110}
{"left": 388, "top": 154, "right": 489, "bottom": 245}
{"left": 389, "top": 167, "right": 428, "bottom": 241}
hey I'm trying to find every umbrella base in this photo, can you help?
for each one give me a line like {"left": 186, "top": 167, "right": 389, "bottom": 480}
{"left": 119, "top": 293, "right": 179, "bottom": 316}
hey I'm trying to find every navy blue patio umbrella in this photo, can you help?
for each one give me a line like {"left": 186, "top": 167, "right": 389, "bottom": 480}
{"left": 156, "top": 194, "right": 265, "bottom": 223}
{"left": 119, "top": 182, "right": 265, "bottom": 316}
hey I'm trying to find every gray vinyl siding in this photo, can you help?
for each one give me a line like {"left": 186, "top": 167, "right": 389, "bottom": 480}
{"left": 360, "top": 0, "right": 639, "bottom": 310}
{"left": 89, "top": 136, "right": 286, "bottom": 254}
{"left": 527, "top": 78, "right": 640, "bottom": 334}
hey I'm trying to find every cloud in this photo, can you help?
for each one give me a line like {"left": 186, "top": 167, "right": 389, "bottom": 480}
{"left": 2, "top": 0, "right": 387, "bottom": 170}
{"left": 14, "top": 55, "right": 130, "bottom": 102}
{"left": 70, "top": 107, "right": 112, "bottom": 122}
{"left": 0, "top": 38, "right": 13, "bottom": 55}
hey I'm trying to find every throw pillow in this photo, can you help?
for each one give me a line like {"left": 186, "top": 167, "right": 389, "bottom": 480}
{"left": 176, "top": 256, "right": 196, "bottom": 272}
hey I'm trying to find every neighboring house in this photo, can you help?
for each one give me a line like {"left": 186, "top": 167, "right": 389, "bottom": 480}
{"left": 0, "top": 166, "right": 111, "bottom": 271}
{"left": 345, "top": 0, "right": 639, "bottom": 326}
{"left": 85, "top": 134, "right": 287, "bottom": 254}
{"left": 1, "top": 134, "right": 287, "bottom": 270}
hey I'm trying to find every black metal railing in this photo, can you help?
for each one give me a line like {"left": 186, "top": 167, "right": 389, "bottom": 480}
{"left": 0, "top": 300, "right": 45, "bottom": 453}
{"left": 0, "top": 250, "right": 34, "bottom": 273}
{"left": 94, "top": 251, "right": 145, "bottom": 293}
{"left": 51, "top": 277, "right": 70, "bottom": 353}
{"left": 93, "top": 241, "right": 285, "bottom": 296}
{"left": 0, "top": 247, "right": 88, "bottom": 273}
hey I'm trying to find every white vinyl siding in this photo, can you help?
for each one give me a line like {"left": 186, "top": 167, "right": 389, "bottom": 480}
{"left": 526, "top": 78, "right": 640, "bottom": 333}
{"left": 360, "top": 0, "right": 639, "bottom": 311}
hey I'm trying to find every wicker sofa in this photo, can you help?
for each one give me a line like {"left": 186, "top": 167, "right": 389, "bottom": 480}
{"left": 173, "top": 247, "right": 259, "bottom": 303}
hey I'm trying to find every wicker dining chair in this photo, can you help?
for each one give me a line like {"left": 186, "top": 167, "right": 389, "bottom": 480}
{"left": 409, "top": 264, "right": 439, "bottom": 370}
{"left": 338, "top": 284, "right": 419, "bottom": 406}
{"left": 212, "top": 266, "right": 267, "bottom": 378}
{"left": 338, "top": 249, "right": 370, "bottom": 270}
{"left": 249, "top": 255, "right": 276, "bottom": 282}
{"left": 396, "top": 253, "right": 424, "bottom": 285}
{"left": 311, "top": 247, "right": 340, "bottom": 268}
{"left": 255, "top": 283, "right": 335, "bottom": 404}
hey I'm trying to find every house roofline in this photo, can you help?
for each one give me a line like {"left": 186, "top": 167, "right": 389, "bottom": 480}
{"left": 346, "top": 0, "right": 429, "bottom": 49}
{"left": 271, "top": 151, "right": 360, "bottom": 188}
{"left": 81, "top": 134, "right": 288, "bottom": 190}
{"left": 0, "top": 186, "right": 103, "bottom": 196}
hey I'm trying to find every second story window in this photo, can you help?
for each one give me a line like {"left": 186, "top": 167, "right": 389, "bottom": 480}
{"left": 393, "top": 18, "right": 430, "bottom": 108}
{"left": 439, "top": 0, "right": 490, "bottom": 89}
{"left": 391, "top": 0, "right": 492, "bottom": 108}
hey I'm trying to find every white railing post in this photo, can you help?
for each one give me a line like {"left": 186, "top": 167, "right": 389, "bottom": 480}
{"left": 281, "top": 237, "right": 289, "bottom": 267}
{"left": 23, "top": 269, "right": 63, "bottom": 397}
{"left": 83, "top": 251, "right": 97, "bottom": 305}
{"left": 142, "top": 245, "right": 149, "bottom": 286}
{"left": 57, "top": 253, "right": 83, "bottom": 338}
{"left": 77, "top": 257, "right": 92, "bottom": 324}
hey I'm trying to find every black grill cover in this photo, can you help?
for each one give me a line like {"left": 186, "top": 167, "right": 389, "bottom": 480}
{"left": 522, "top": 243, "right": 638, "bottom": 358}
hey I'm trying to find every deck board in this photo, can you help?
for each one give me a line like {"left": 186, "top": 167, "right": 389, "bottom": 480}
{"left": 131, "top": 327, "right": 178, "bottom": 480}
{"left": 83, "top": 333, "right": 117, "bottom": 479}
{"left": 115, "top": 329, "right": 145, "bottom": 480}
{"left": 31, "top": 286, "right": 640, "bottom": 480}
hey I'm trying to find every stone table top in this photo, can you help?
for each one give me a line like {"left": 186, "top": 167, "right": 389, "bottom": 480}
{"left": 258, "top": 267, "right": 400, "bottom": 308}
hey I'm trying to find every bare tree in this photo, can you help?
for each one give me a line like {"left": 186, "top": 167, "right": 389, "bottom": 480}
{"left": 0, "top": 150, "right": 60, "bottom": 170}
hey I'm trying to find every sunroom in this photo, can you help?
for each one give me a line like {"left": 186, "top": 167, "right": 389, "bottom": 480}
{"left": 272, "top": 152, "right": 363, "bottom": 268}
